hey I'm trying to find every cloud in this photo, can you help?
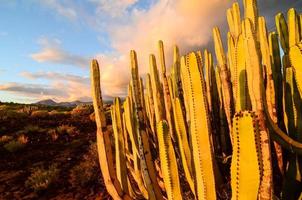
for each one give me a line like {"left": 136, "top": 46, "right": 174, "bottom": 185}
{"left": 20, "top": 71, "right": 90, "bottom": 84}
{"left": 0, "top": 82, "right": 65, "bottom": 97}
{"left": 39, "top": 0, "right": 77, "bottom": 21}
{"left": 17, "top": 71, "right": 91, "bottom": 102}
{"left": 30, "top": 37, "right": 90, "bottom": 68}
{"left": 0, "top": 81, "right": 91, "bottom": 102}
{"left": 90, "top": 0, "right": 234, "bottom": 98}
{"left": 90, "top": 0, "right": 139, "bottom": 18}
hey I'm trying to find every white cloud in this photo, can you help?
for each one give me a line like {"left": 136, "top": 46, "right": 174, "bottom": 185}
{"left": 40, "top": 0, "right": 77, "bottom": 21}
{"left": 30, "top": 37, "right": 90, "bottom": 68}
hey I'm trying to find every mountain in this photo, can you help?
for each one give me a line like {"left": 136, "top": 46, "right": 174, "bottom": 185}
{"left": 34, "top": 99, "right": 92, "bottom": 107}
{"left": 35, "top": 99, "right": 58, "bottom": 106}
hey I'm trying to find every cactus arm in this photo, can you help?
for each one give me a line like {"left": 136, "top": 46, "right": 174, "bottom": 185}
{"left": 242, "top": 18, "right": 273, "bottom": 199}
{"left": 289, "top": 43, "right": 302, "bottom": 96}
{"left": 259, "top": 17, "right": 277, "bottom": 122}
{"left": 149, "top": 54, "right": 165, "bottom": 122}
{"left": 275, "top": 13, "right": 289, "bottom": 53}
{"left": 181, "top": 52, "right": 217, "bottom": 200}
{"left": 243, "top": 0, "right": 258, "bottom": 31}
{"left": 158, "top": 40, "right": 176, "bottom": 141}
{"left": 123, "top": 97, "right": 139, "bottom": 155}
{"left": 157, "top": 120, "right": 182, "bottom": 200}
{"left": 111, "top": 98, "right": 129, "bottom": 194}
{"left": 204, "top": 49, "right": 213, "bottom": 114}
{"left": 90, "top": 59, "right": 129, "bottom": 200}
{"left": 172, "top": 98, "right": 195, "bottom": 194}
{"left": 288, "top": 8, "right": 300, "bottom": 48}
{"left": 130, "top": 50, "right": 163, "bottom": 200}
{"left": 213, "top": 27, "right": 234, "bottom": 133}
{"left": 231, "top": 111, "right": 261, "bottom": 200}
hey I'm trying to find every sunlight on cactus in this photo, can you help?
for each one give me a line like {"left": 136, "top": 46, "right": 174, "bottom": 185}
{"left": 90, "top": 0, "right": 302, "bottom": 199}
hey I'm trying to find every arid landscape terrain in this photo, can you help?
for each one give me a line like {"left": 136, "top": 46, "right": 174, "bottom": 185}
{"left": 0, "top": 102, "right": 111, "bottom": 200}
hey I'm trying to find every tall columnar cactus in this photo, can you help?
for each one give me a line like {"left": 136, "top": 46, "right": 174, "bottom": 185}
{"left": 231, "top": 111, "right": 261, "bottom": 200}
{"left": 156, "top": 120, "right": 182, "bottom": 200}
{"left": 130, "top": 50, "right": 163, "bottom": 200}
{"left": 181, "top": 52, "right": 217, "bottom": 200}
{"left": 111, "top": 97, "right": 129, "bottom": 194}
{"left": 90, "top": 60, "right": 130, "bottom": 200}
{"left": 89, "top": 0, "right": 302, "bottom": 199}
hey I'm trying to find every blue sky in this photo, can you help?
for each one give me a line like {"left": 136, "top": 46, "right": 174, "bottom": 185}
{"left": 0, "top": 0, "right": 301, "bottom": 103}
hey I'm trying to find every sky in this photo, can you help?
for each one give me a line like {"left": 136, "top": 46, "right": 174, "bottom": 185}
{"left": 0, "top": 0, "right": 301, "bottom": 103}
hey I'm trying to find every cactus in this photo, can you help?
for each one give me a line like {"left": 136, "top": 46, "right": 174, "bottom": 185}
{"left": 231, "top": 111, "right": 261, "bottom": 200}
{"left": 181, "top": 52, "right": 217, "bottom": 200}
{"left": 111, "top": 97, "right": 129, "bottom": 193}
{"left": 89, "top": 1, "right": 302, "bottom": 199}
{"left": 157, "top": 120, "right": 182, "bottom": 199}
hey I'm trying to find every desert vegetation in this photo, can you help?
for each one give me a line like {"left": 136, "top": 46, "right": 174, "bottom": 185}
{"left": 0, "top": 102, "right": 111, "bottom": 199}
{"left": 90, "top": 0, "right": 302, "bottom": 199}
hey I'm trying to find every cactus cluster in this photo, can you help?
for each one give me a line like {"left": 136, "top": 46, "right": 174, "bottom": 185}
{"left": 90, "top": 0, "right": 302, "bottom": 199}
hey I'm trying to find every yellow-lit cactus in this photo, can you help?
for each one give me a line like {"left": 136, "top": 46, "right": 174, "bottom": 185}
{"left": 89, "top": 1, "right": 302, "bottom": 199}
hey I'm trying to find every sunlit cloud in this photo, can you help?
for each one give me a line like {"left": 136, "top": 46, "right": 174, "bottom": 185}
{"left": 30, "top": 37, "right": 90, "bottom": 68}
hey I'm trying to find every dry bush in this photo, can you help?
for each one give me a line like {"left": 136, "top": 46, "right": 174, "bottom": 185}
{"left": 0, "top": 135, "right": 13, "bottom": 144}
{"left": 25, "top": 164, "right": 60, "bottom": 192}
{"left": 48, "top": 110, "right": 66, "bottom": 118}
{"left": 71, "top": 105, "right": 93, "bottom": 117}
{"left": 23, "top": 125, "right": 45, "bottom": 134}
{"left": 69, "top": 143, "right": 99, "bottom": 187}
{"left": 47, "top": 129, "right": 59, "bottom": 141}
{"left": 17, "top": 134, "right": 28, "bottom": 144}
{"left": 0, "top": 110, "right": 27, "bottom": 120}
{"left": 56, "top": 125, "right": 79, "bottom": 137}
{"left": 30, "top": 110, "right": 48, "bottom": 118}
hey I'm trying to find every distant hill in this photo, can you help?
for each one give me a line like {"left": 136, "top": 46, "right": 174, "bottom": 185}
{"left": 34, "top": 99, "right": 92, "bottom": 107}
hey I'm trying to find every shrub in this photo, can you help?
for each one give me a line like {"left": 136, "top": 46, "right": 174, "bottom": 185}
{"left": 71, "top": 105, "right": 93, "bottom": 117}
{"left": 23, "top": 125, "right": 45, "bottom": 134}
{"left": 25, "top": 164, "right": 60, "bottom": 192}
{"left": 47, "top": 129, "right": 58, "bottom": 141}
{"left": 56, "top": 125, "right": 78, "bottom": 137}
{"left": 4, "top": 140, "right": 26, "bottom": 152}
{"left": 0, "top": 110, "right": 27, "bottom": 120}
{"left": 69, "top": 143, "right": 99, "bottom": 187}
{"left": 31, "top": 110, "right": 48, "bottom": 118}
{"left": 17, "top": 134, "right": 28, "bottom": 144}
{"left": 0, "top": 135, "right": 13, "bottom": 144}
{"left": 48, "top": 110, "right": 66, "bottom": 118}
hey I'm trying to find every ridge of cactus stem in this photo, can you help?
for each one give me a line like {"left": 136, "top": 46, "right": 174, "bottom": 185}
{"left": 231, "top": 111, "right": 261, "bottom": 200}
{"left": 157, "top": 120, "right": 182, "bottom": 200}
{"left": 242, "top": 18, "right": 273, "bottom": 199}
{"left": 130, "top": 50, "right": 163, "bottom": 200}
{"left": 181, "top": 52, "right": 217, "bottom": 200}
{"left": 90, "top": 59, "right": 130, "bottom": 200}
